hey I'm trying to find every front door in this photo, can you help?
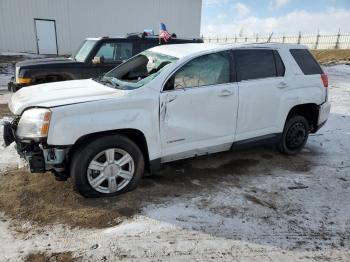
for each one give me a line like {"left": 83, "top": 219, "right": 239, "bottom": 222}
{"left": 34, "top": 19, "right": 58, "bottom": 55}
{"left": 160, "top": 51, "right": 238, "bottom": 162}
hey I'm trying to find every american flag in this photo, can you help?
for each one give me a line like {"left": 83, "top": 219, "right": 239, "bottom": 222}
{"left": 159, "top": 23, "right": 171, "bottom": 43}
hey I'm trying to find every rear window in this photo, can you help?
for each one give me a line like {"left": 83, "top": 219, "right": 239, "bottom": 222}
{"left": 236, "top": 49, "right": 284, "bottom": 81}
{"left": 290, "top": 49, "right": 323, "bottom": 75}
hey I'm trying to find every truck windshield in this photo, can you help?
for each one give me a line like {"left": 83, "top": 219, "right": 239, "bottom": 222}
{"left": 101, "top": 51, "right": 178, "bottom": 90}
{"left": 73, "top": 40, "right": 97, "bottom": 62}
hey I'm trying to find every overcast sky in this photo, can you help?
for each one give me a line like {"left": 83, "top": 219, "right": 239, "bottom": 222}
{"left": 201, "top": 0, "right": 350, "bottom": 37}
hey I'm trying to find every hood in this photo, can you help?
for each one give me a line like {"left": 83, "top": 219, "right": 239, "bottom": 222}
{"left": 9, "top": 79, "right": 123, "bottom": 115}
{"left": 16, "top": 57, "right": 77, "bottom": 68}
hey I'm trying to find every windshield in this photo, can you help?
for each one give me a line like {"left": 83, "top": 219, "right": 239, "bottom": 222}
{"left": 73, "top": 40, "right": 97, "bottom": 62}
{"left": 101, "top": 51, "right": 178, "bottom": 90}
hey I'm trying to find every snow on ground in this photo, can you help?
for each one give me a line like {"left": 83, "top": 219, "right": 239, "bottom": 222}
{"left": 0, "top": 92, "right": 11, "bottom": 104}
{"left": 0, "top": 64, "right": 13, "bottom": 89}
{"left": 0, "top": 65, "right": 349, "bottom": 261}
{"left": 0, "top": 118, "right": 23, "bottom": 173}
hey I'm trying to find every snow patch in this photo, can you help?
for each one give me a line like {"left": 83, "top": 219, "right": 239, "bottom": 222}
{"left": 0, "top": 118, "right": 24, "bottom": 173}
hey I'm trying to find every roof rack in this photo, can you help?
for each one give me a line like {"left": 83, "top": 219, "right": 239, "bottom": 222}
{"left": 126, "top": 32, "right": 179, "bottom": 39}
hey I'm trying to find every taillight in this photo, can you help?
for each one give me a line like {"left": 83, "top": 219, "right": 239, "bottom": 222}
{"left": 321, "top": 74, "right": 328, "bottom": 88}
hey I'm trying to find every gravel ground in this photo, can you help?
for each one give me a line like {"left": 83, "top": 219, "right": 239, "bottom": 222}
{"left": 0, "top": 57, "right": 349, "bottom": 261}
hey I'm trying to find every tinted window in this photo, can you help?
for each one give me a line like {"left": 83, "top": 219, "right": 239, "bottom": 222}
{"left": 236, "top": 50, "right": 276, "bottom": 81}
{"left": 274, "top": 50, "right": 285, "bottom": 77}
{"left": 290, "top": 49, "right": 323, "bottom": 75}
{"left": 140, "top": 41, "right": 157, "bottom": 52}
{"left": 96, "top": 42, "right": 133, "bottom": 63}
{"left": 172, "top": 51, "right": 231, "bottom": 89}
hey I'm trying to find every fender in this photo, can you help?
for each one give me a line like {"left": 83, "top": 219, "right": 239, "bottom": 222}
{"left": 47, "top": 91, "right": 162, "bottom": 161}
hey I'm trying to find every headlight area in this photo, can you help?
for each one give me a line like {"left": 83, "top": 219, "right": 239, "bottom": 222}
{"left": 16, "top": 108, "right": 51, "bottom": 140}
{"left": 14, "top": 108, "right": 70, "bottom": 181}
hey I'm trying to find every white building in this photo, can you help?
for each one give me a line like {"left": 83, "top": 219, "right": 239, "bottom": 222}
{"left": 0, "top": 0, "right": 202, "bottom": 55}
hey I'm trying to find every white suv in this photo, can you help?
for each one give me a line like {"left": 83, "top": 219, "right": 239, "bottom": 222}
{"left": 4, "top": 43, "right": 331, "bottom": 197}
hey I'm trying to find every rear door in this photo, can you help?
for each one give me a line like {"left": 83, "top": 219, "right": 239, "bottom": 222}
{"left": 235, "top": 49, "right": 287, "bottom": 141}
{"left": 160, "top": 51, "right": 239, "bottom": 162}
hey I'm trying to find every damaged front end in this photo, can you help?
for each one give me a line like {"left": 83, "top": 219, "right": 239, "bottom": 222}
{"left": 3, "top": 116, "right": 70, "bottom": 180}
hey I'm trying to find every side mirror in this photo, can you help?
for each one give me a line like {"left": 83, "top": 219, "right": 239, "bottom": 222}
{"left": 92, "top": 56, "right": 104, "bottom": 65}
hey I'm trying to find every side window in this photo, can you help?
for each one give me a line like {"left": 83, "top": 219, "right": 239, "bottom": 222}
{"left": 274, "top": 50, "right": 285, "bottom": 77}
{"left": 117, "top": 42, "right": 133, "bottom": 60}
{"left": 236, "top": 49, "right": 276, "bottom": 81}
{"left": 290, "top": 49, "right": 323, "bottom": 75}
{"left": 169, "top": 51, "right": 231, "bottom": 90}
{"left": 95, "top": 42, "right": 133, "bottom": 63}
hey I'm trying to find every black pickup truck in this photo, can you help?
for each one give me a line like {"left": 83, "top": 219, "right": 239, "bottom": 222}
{"left": 8, "top": 34, "right": 202, "bottom": 92}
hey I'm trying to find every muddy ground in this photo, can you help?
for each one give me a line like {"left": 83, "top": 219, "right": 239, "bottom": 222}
{"left": 0, "top": 149, "right": 311, "bottom": 229}
{"left": 0, "top": 103, "right": 12, "bottom": 117}
{"left": 24, "top": 252, "right": 75, "bottom": 262}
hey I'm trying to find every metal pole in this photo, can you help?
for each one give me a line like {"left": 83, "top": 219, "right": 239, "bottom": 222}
{"left": 267, "top": 32, "right": 273, "bottom": 42}
{"left": 335, "top": 29, "right": 341, "bottom": 49}
{"left": 256, "top": 33, "right": 259, "bottom": 43}
{"left": 297, "top": 31, "right": 301, "bottom": 44}
{"left": 315, "top": 30, "right": 320, "bottom": 49}
{"left": 282, "top": 33, "right": 285, "bottom": 43}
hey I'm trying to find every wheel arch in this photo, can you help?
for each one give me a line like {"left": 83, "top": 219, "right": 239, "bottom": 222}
{"left": 285, "top": 103, "right": 319, "bottom": 133}
{"left": 68, "top": 128, "right": 152, "bottom": 173}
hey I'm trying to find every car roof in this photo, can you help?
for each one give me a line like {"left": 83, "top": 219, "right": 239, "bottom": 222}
{"left": 149, "top": 42, "right": 308, "bottom": 59}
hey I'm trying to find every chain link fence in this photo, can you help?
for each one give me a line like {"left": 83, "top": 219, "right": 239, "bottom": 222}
{"left": 203, "top": 33, "right": 350, "bottom": 49}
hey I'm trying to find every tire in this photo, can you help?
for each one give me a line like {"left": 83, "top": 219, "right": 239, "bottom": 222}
{"left": 277, "top": 115, "right": 309, "bottom": 155}
{"left": 70, "top": 134, "right": 144, "bottom": 198}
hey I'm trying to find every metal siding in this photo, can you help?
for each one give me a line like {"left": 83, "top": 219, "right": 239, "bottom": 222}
{"left": 0, "top": 0, "right": 202, "bottom": 55}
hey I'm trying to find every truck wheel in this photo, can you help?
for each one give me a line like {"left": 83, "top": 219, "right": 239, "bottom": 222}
{"left": 71, "top": 134, "right": 144, "bottom": 197}
{"left": 277, "top": 115, "right": 309, "bottom": 155}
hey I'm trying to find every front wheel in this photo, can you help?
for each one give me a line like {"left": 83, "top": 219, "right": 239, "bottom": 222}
{"left": 277, "top": 115, "right": 309, "bottom": 155}
{"left": 71, "top": 134, "right": 144, "bottom": 197}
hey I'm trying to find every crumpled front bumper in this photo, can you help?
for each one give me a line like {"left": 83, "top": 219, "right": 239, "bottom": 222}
{"left": 3, "top": 120, "right": 16, "bottom": 146}
{"left": 3, "top": 119, "right": 67, "bottom": 173}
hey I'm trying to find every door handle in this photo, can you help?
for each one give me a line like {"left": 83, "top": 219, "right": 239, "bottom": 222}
{"left": 277, "top": 82, "right": 288, "bottom": 89}
{"left": 167, "top": 94, "right": 177, "bottom": 103}
{"left": 218, "top": 89, "right": 233, "bottom": 97}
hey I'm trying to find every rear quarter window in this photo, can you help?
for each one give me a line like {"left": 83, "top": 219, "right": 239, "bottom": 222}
{"left": 290, "top": 49, "right": 323, "bottom": 75}
{"left": 274, "top": 50, "right": 285, "bottom": 77}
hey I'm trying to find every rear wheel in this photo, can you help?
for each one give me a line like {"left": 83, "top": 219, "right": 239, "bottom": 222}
{"left": 278, "top": 115, "right": 309, "bottom": 155}
{"left": 71, "top": 134, "right": 144, "bottom": 197}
